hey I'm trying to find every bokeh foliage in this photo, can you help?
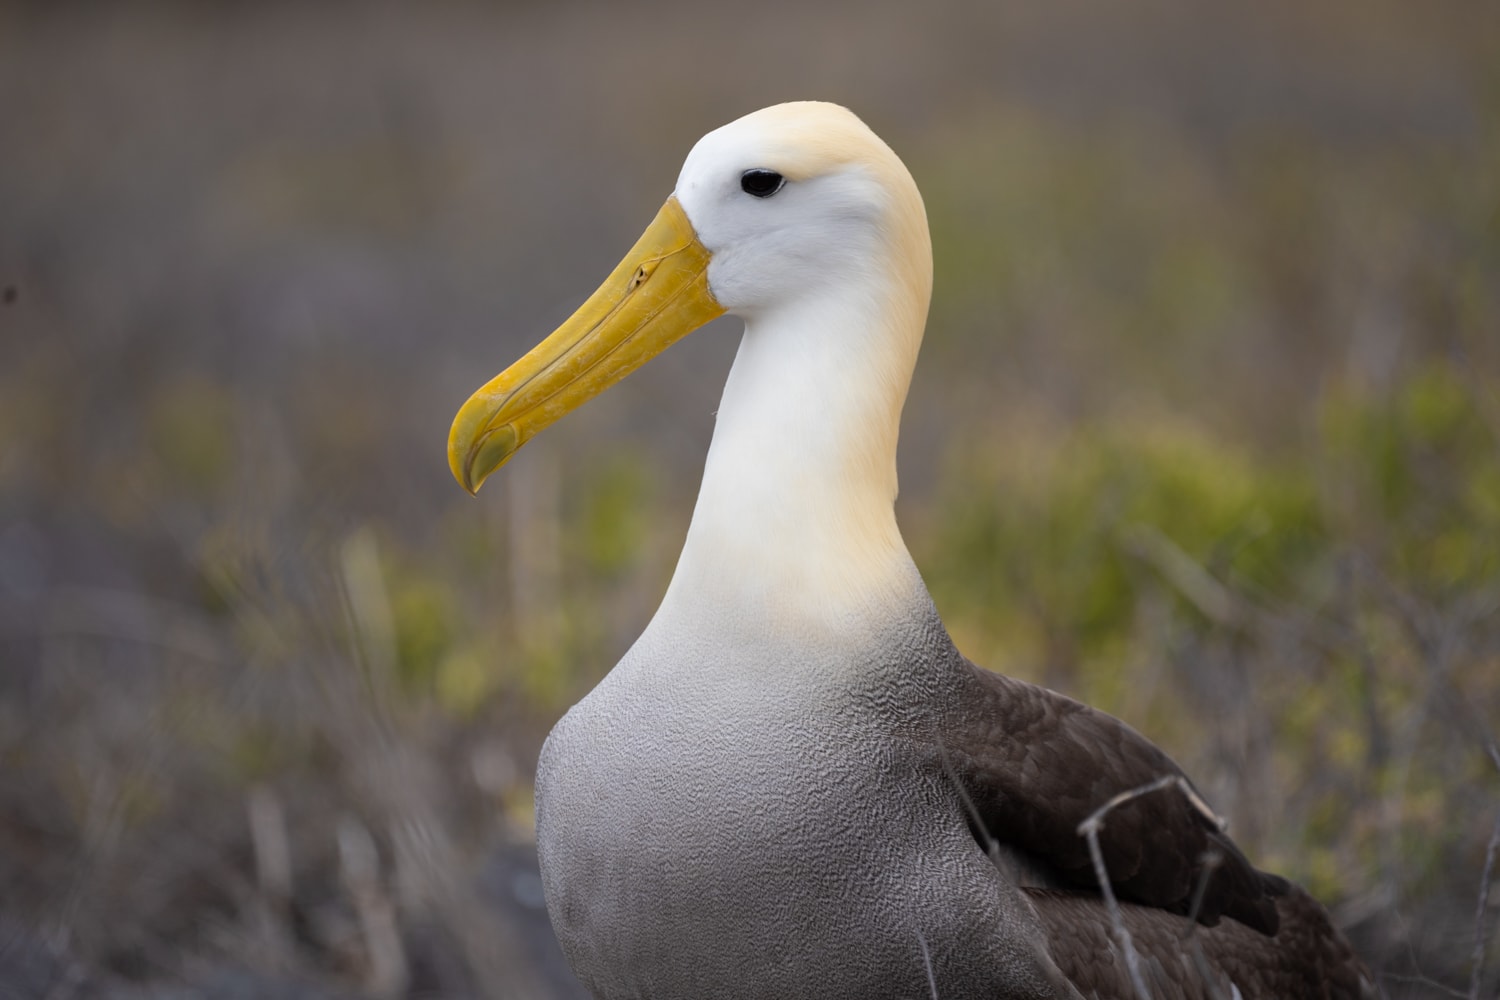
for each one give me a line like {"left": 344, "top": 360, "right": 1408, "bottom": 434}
{"left": 0, "top": 1, "right": 1497, "bottom": 997}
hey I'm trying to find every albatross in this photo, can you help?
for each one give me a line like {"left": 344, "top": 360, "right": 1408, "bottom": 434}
{"left": 448, "top": 102, "right": 1373, "bottom": 999}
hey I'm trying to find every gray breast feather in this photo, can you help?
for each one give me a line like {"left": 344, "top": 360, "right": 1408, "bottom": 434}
{"left": 534, "top": 595, "right": 1372, "bottom": 999}
{"left": 535, "top": 606, "right": 1077, "bottom": 999}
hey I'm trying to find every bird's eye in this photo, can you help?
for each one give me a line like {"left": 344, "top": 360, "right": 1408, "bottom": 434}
{"left": 740, "top": 169, "right": 785, "bottom": 198}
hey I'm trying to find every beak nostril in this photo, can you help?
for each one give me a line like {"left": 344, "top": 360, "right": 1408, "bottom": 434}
{"left": 628, "top": 261, "right": 656, "bottom": 293}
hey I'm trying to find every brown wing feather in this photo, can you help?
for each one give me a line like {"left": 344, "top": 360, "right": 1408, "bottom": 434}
{"left": 1029, "top": 885, "right": 1376, "bottom": 999}
{"left": 948, "top": 658, "right": 1286, "bottom": 934}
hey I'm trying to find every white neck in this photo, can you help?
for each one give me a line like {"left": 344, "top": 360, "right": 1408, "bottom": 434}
{"left": 658, "top": 279, "right": 927, "bottom": 639}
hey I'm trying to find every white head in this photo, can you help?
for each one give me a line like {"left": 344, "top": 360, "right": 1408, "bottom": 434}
{"left": 674, "top": 102, "right": 932, "bottom": 333}
{"left": 449, "top": 102, "right": 934, "bottom": 630}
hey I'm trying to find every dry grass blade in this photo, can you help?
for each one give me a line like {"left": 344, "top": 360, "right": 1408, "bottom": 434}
{"left": 338, "top": 815, "right": 409, "bottom": 1000}
{"left": 1469, "top": 745, "right": 1500, "bottom": 1000}
{"left": 917, "top": 930, "right": 939, "bottom": 1000}
{"left": 1076, "top": 775, "right": 1231, "bottom": 1000}
{"left": 933, "top": 738, "right": 1008, "bottom": 871}
{"left": 1077, "top": 775, "right": 1172, "bottom": 1000}
{"left": 1182, "top": 849, "right": 1228, "bottom": 1000}
{"left": 1120, "top": 525, "right": 1249, "bottom": 630}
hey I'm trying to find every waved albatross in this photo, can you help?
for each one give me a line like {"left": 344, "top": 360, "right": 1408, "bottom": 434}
{"left": 448, "top": 102, "right": 1373, "bottom": 999}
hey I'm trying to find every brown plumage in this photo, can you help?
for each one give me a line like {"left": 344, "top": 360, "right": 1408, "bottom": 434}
{"left": 943, "top": 658, "right": 1375, "bottom": 997}
{"left": 1031, "top": 886, "right": 1374, "bottom": 998}
{"left": 951, "top": 661, "right": 1285, "bottom": 932}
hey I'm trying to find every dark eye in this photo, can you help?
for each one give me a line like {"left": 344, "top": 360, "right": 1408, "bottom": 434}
{"left": 740, "top": 169, "right": 785, "bottom": 198}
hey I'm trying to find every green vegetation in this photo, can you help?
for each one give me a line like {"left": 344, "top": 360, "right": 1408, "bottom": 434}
{"left": 1, "top": 2, "right": 1496, "bottom": 996}
{"left": 916, "top": 364, "right": 1499, "bottom": 907}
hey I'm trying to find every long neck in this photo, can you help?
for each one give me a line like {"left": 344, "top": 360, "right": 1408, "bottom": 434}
{"left": 659, "top": 279, "right": 929, "bottom": 638}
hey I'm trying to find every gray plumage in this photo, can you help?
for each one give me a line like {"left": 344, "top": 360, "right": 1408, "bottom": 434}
{"left": 536, "top": 575, "right": 1374, "bottom": 999}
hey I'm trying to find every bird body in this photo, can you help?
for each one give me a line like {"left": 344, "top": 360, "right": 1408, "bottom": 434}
{"left": 448, "top": 102, "right": 1374, "bottom": 999}
{"left": 538, "top": 584, "right": 1062, "bottom": 998}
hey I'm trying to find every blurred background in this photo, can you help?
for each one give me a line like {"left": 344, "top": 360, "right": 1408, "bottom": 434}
{"left": 1, "top": 0, "right": 1497, "bottom": 996}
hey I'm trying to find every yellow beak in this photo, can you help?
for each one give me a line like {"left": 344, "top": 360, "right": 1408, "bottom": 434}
{"left": 448, "top": 197, "right": 724, "bottom": 494}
